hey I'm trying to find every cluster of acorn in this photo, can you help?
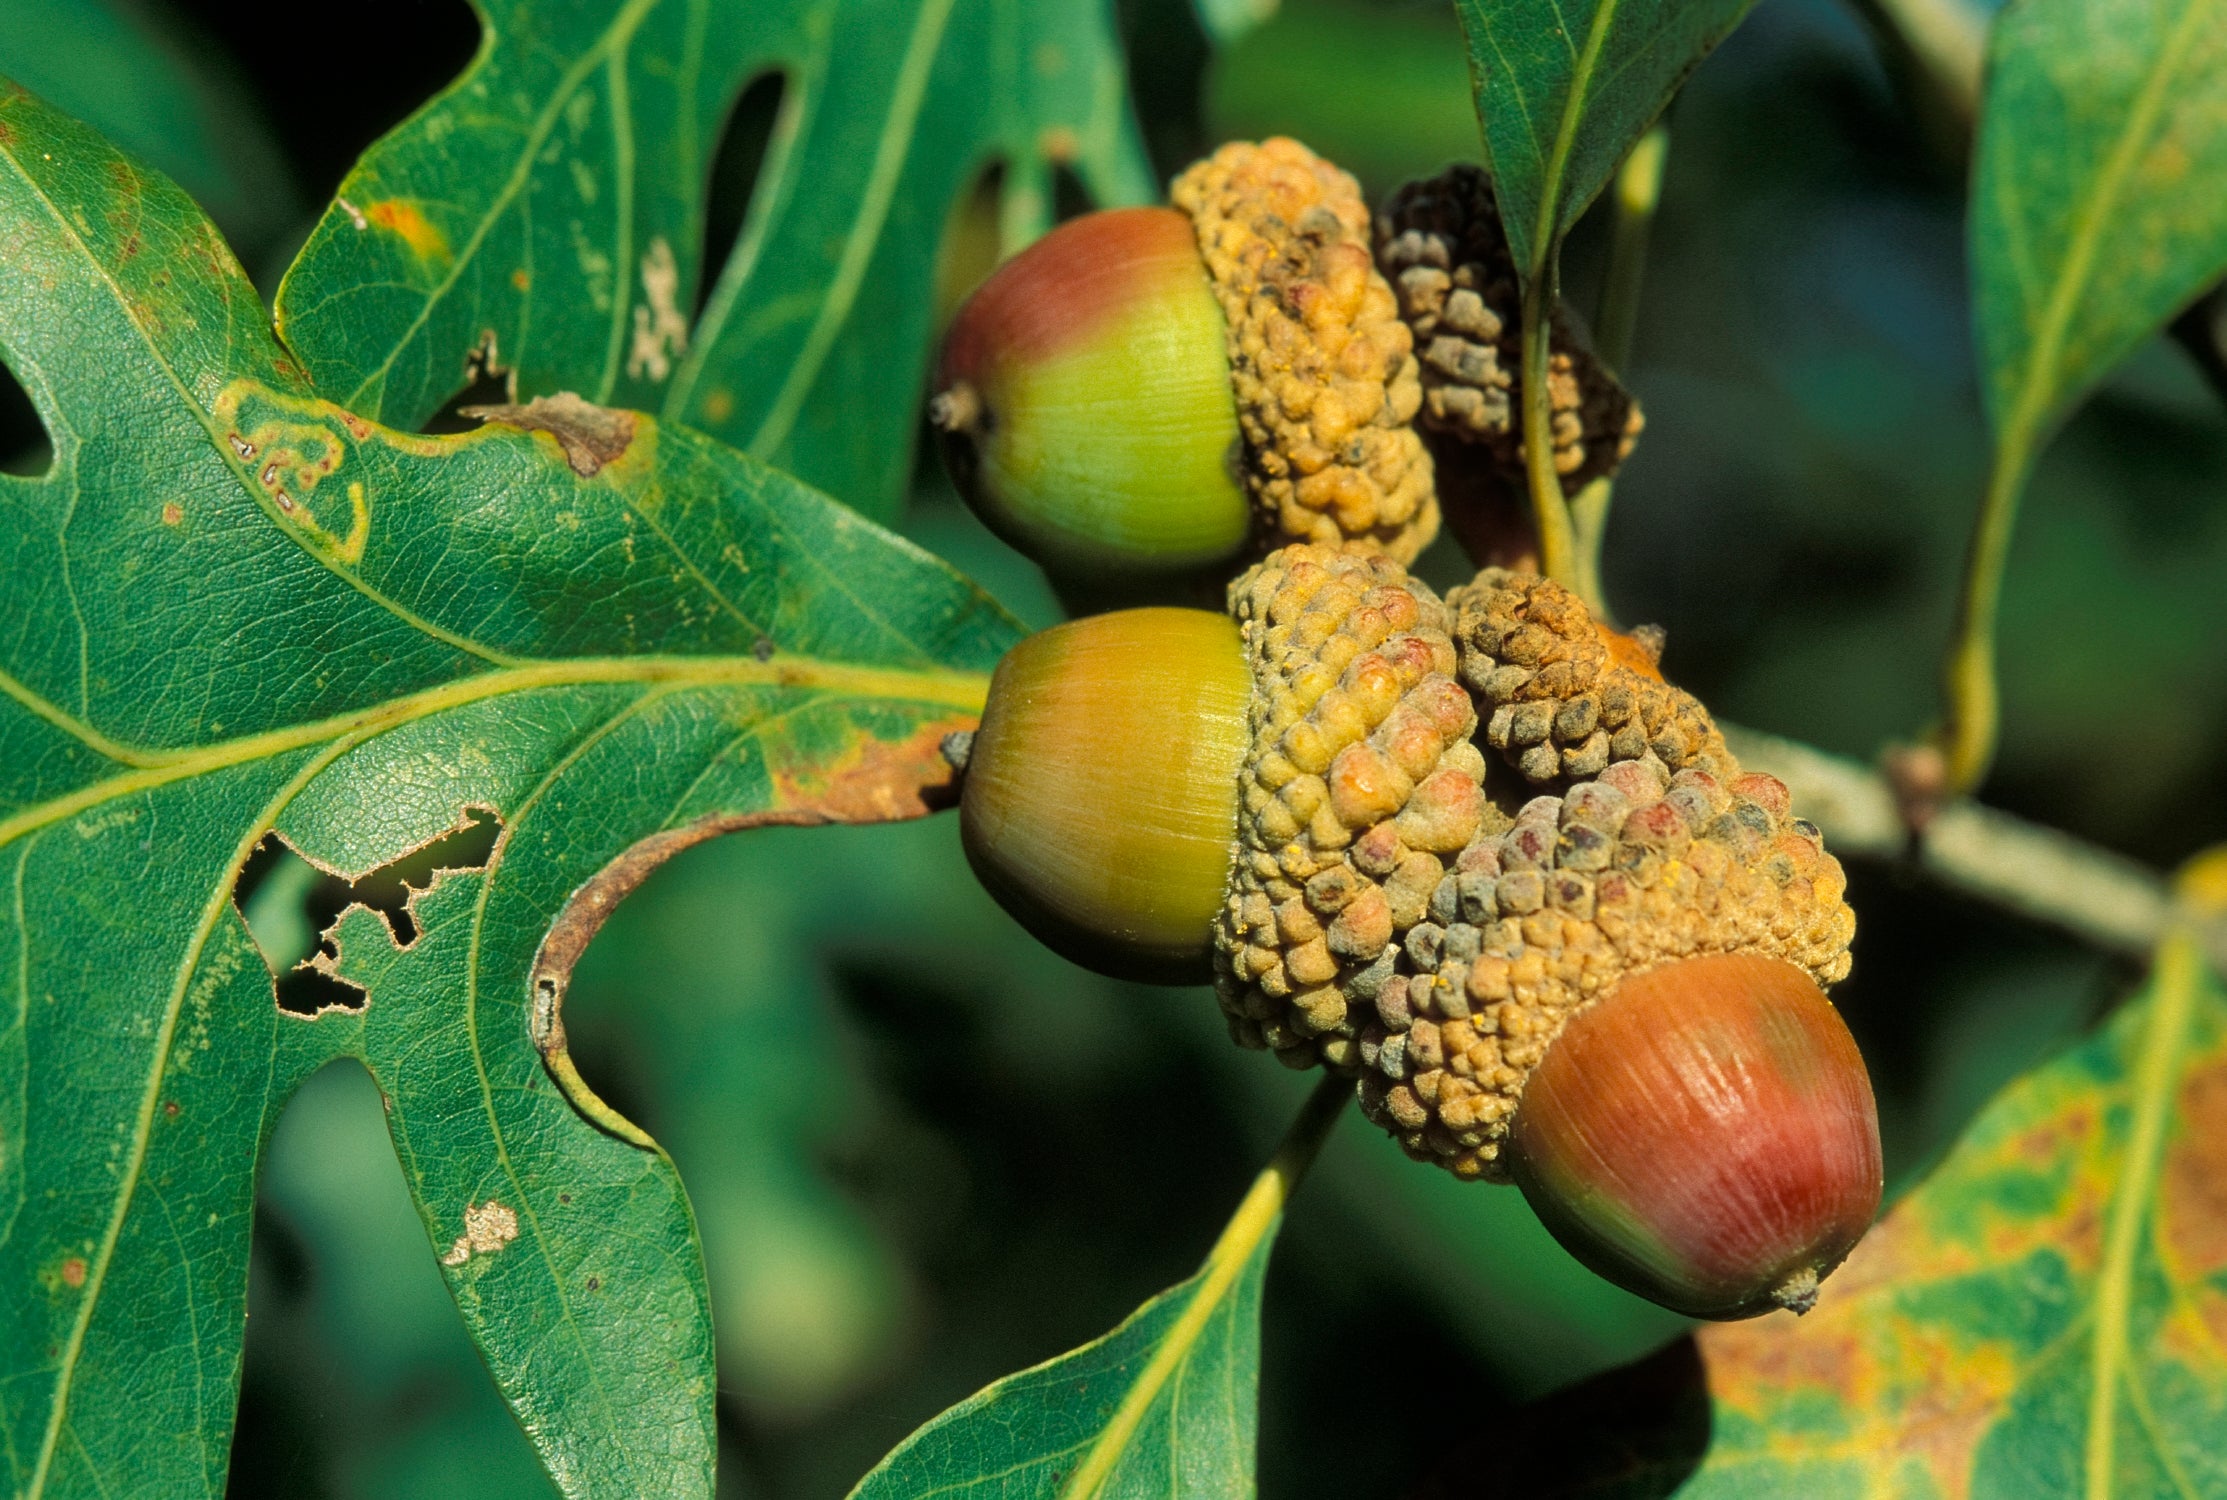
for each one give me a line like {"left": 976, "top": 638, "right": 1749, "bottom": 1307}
{"left": 932, "top": 140, "right": 1881, "bottom": 1321}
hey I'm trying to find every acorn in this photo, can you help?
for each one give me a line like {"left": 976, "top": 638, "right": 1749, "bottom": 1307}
{"left": 1508, "top": 953, "right": 1881, "bottom": 1318}
{"left": 959, "top": 607, "right": 1253, "bottom": 981}
{"left": 957, "top": 545, "right": 1880, "bottom": 1317}
{"left": 961, "top": 546, "right": 1486, "bottom": 1009}
{"left": 932, "top": 140, "right": 1438, "bottom": 586}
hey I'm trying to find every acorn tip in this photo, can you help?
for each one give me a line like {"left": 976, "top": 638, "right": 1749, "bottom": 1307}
{"left": 929, "top": 381, "right": 981, "bottom": 434}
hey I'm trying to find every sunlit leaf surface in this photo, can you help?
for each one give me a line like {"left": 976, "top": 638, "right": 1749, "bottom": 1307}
{"left": 0, "top": 82, "right": 1015, "bottom": 1499}
{"left": 1972, "top": 0, "right": 2227, "bottom": 455}
{"left": 1451, "top": 0, "right": 1755, "bottom": 275}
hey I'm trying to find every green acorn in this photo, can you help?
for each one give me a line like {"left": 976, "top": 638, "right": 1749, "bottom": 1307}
{"left": 932, "top": 140, "right": 1438, "bottom": 587}
{"left": 957, "top": 546, "right": 1881, "bottom": 1318}
{"left": 932, "top": 208, "right": 1254, "bottom": 580}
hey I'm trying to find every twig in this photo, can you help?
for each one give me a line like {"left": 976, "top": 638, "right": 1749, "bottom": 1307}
{"left": 1723, "top": 723, "right": 2227, "bottom": 973}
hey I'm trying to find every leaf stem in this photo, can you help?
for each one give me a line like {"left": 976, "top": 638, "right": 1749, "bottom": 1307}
{"left": 1938, "top": 430, "right": 2034, "bottom": 792}
{"left": 1520, "top": 269, "right": 1582, "bottom": 598}
{"left": 1058, "top": 1074, "right": 1347, "bottom": 1499}
{"left": 1595, "top": 124, "right": 1668, "bottom": 375}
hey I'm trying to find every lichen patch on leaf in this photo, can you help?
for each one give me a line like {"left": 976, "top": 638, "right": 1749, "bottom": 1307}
{"left": 627, "top": 237, "right": 688, "bottom": 382}
{"left": 440, "top": 1199, "right": 520, "bottom": 1266}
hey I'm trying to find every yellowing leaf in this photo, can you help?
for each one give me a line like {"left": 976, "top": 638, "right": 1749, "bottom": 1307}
{"left": 1685, "top": 934, "right": 2227, "bottom": 1497}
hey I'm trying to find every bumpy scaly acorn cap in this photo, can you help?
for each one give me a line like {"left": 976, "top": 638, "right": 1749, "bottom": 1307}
{"left": 1214, "top": 545, "right": 1502, "bottom": 1069}
{"left": 1448, "top": 568, "right": 1728, "bottom": 788}
{"left": 1172, "top": 140, "right": 1440, "bottom": 564}
{"left": 1376, "top": 164, "right": 1642, "bottom": 493}
{"left": 1355, "top": 756, "right": 1857, "bottom": 1181}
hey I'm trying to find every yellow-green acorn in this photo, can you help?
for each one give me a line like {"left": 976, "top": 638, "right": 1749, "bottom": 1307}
{"left": 956, "top": 547, "right": 1882, "bottom": 1318}
{"left": 959, "top": 607, "right": 1253, "bottom": 981}
{"left": 932, "top": 208, "right": 1254, "bottom": 580}
{"left": 932, "top": 140, "right": 1439, "bottom": 586}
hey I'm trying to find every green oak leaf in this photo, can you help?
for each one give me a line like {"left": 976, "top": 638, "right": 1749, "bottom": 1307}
{"left": 0, "top": 81, "right": 1016, "bottom": 1499}
{"left": 1683, "top": 928, "right": 2227, "bottom": 1496}
{"left": 1451, "top": 0, "right": 1755, "bottom": 277}
{"left": 270, "top": 0, "right": 1152, "bottom": 523}
{"left": 849, "top": 1080, "right": 1345, "bottom": 1499}
{"left": 1971, "top": 0, "right": 2227, "bottom": 460}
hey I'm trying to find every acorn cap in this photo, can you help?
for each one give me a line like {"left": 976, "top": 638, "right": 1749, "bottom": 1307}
{"left": 1510, "top": 952, "right": 1883, "bottom": 1319}
{"left": 1353, "top": 755, "right": 1857, "bottom": 1182}
{"left": 1376, "top": 164, "right": 1642, "bottom": 496}
{"left": 960, "top": 608, "right": 1253, "bottom": 982}
{"left": 1172, "top": 139, "right": 1440, "bottom": 564}
{"left": 932, "top": 206, "right": 1253, "bottom": 579}
{"left": 1213, "top": 545, "right": 1499, "bottom": 1070}
{"left": 1447, "top": 567, "right": 1728, "bottom": 788}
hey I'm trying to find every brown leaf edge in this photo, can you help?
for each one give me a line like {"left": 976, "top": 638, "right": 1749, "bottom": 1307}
{"left": 526, "top": 713, "right": 975, "bottom": 1147}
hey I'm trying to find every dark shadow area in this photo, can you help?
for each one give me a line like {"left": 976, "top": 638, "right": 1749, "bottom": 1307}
{"left": 227, "top": 1205, "right": 334, "bottom": 1500}
{"left": 165, "top": 0, "right": 481, "bottom": 206}
{"left": 1115, "top": 0, "right": 1212, "bottom": 181}
{"left": 0, "top": 357, "right": 51, "bottom": 478}
{"left": 1407, "top": 1336, "right": 1711, "bottom": 1499}
{"left": 1049, "top": 160, "right": 1094, "bottom": 225}
{"left": 697, "top": 71, "right": 790, "bottom": 321}
{"left": 233, "top": 810, "right": 503, "bottom": 1015}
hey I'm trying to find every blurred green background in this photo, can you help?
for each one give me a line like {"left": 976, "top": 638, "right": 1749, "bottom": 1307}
{"left": 1, "top": 0, "right": 2219, "bottom": 1493}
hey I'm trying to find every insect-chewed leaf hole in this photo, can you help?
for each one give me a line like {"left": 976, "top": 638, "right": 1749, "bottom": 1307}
{"left": 697, "top": 70, "right": 790, "bottom": 323}
{"left": 0, "top": 354, "right": 52, "bottom": 478}
{"left": 420, "top": 330, "right": 516, "bottom": 435}
{"left": 1050, "top": 160, "right": 1095, "bottom": 226}
{"left": 232, "top": 808, "right": 504, "bottom": 1016}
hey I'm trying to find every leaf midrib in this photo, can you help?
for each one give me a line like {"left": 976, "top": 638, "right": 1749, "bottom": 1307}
{"left": 2085, "top": 930, "right": 2208, "bottom": 1499}
{"left": 1526, "top": 0, "right": 1623, "bottom": 280}
{"left": 0, "top": 652, "right": 991, "bottom": 850}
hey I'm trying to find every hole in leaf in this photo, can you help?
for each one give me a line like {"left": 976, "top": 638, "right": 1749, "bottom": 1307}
{"left": 933, "top": 159, "right": 1005, "bottom": 333}
{"left": 420, "top": 331, "right": 515, "bottom": 435}
{"left": 696, "top": 71, "right": 789, "bottom": 321}
{"left": 234, "top": 808, "right": 503, "bottom": 1015}
{"left": 168, "top": 0, "right": 482, "bottom": 206}
{"left": 0, "top": 356, "right": 52, "bottom": 478}
{"left": 1050, "top": 161, "right": 1095, "bottom": 225}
